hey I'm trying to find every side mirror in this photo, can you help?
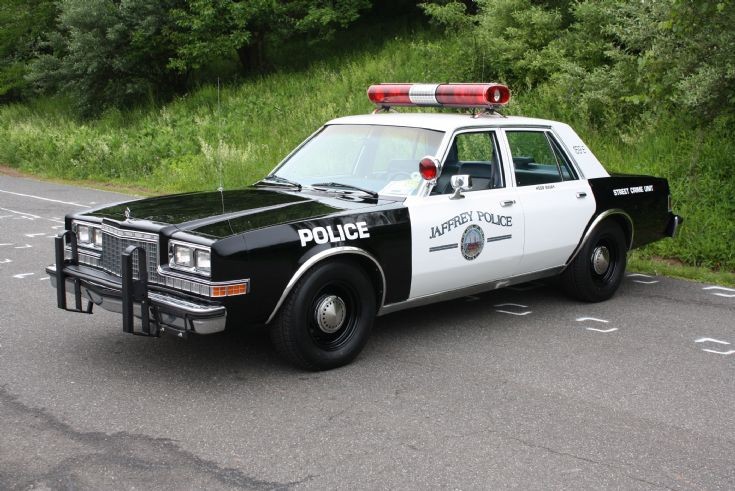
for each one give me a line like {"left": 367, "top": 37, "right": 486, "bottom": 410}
{"left": 450, "top": 174, "right": 472, "bottom": 200}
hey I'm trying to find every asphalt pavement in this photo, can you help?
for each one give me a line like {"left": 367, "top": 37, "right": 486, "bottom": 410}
{"left": 0, "top": 173, "right": 733, "bottom": 490}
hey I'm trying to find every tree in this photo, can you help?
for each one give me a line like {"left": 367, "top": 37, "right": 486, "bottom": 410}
{"left": 168, "top": 0, "right": 371, "bottom": 74}
{"left": 0, "top": 0, "right": 56, "bottom": 101}
{"left": 27, "top": 0, "right": 185, "bottom": 115}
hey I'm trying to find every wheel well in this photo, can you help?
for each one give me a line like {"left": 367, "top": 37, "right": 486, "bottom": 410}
{"left": 266, "top": 248, "right": 386, "bottom": 325}
{"left": 332, "top": 254, "right": 385, "bottom": 311}
{"left": 605, "top": 214, "right": 634, "bottom": 250}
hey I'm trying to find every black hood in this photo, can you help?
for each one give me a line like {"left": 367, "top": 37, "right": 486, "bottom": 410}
{"left": 83, "top": 187, "right": 385, "bottom": 238}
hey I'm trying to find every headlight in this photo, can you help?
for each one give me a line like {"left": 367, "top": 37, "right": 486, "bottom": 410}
{"left": 169, "top": 241, "right": 211, "bottom": 276}
{"left": 195, "top": 250, "right": 211, "bottom": 272}
{"left": 173, "top": 244, "right": 193, "bottom": 267}
{"left": 77, "top": 224, "right": 90, "bottom": 243}
{"left": 73, "top": 221, "right": 102, "bottom": 250}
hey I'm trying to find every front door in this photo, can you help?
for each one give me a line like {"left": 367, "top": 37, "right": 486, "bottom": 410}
{"left": 405, "top": 130, "right": 524, "bottom": 299}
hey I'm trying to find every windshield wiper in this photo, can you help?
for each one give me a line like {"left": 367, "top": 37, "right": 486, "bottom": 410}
{"left": 257, "top": 175, "right": 302, "bottom": 191}
{"left": 311, "top": 182, "right": 379, "bottom": 199}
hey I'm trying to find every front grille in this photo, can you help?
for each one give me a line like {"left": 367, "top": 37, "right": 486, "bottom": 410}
{"left": 100, "top": 226, "right": 162, "bottom": 283}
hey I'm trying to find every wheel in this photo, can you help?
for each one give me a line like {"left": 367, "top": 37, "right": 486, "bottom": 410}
{"left": 561, "top": 221, "right": 627, "bottom": 302}
{"left": 270, "top": 259, "right": 376, "bottom": 370}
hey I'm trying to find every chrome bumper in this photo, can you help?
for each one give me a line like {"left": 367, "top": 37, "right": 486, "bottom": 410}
{"left": 47, "top": 264, "right": 227, "bottom": 336}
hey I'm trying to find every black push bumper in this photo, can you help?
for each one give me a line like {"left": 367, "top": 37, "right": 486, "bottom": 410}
{"left": 48, "top": 232, "right": 226, "bottom": 337}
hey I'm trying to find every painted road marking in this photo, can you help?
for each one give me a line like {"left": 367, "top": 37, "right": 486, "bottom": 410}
{"left": 695, "top": 338, "right": 730, "bottom": 345}
{"left": 493, "top": 303, "right": 532, "bottom": 316}
{"left": 576, "top": 317, "right": 616, "bottom": 333}
{"left": 0, "top": 259, "right": 11, "bottom": 264}
{"left": 0, "top": 243, "right": 11, "bottom": 247}
{"left": 585, "top": 327, "right": 618, "bottom": 333}
{"left": 13, "top": 273, "right": 35, "bottom": 279}
{"left": 0, "top": 207, "right": 64, "bottom": 223}
{"left": 24, "top": 233, "right": 47, "bottom": 238}
{"left": 695, "top": 337, "right": 735, "bottom": 356}
{"left": 701, "top": 349, "right": 735, "bottom": 355}
{"left": 39, "top": 276, "right": 49, "bottom": 281}
{"left": 702, "top": 286, "right": 735, "bottom": 298}
{"left": 576, "top": 317, "right": 609, "bottom": 323}
{"left": 0, "top": 189, "right": 91, "bottom": 208}
{"left": 14, "top": 244, "right": 32, "bottom": 249}
{"left": 627, "top": 273, "right": 659, "bottom": 284}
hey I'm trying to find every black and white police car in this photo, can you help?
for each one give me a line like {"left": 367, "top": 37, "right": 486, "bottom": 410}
{"left": 48, "top": 83, "right": 682, "bottom": 370}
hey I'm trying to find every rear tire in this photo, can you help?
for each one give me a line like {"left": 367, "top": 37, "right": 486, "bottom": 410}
{"left": 561, "top": 221, "right": 627, "bottom": 302}
{"left": 270, "top": 259, "right": 376, "bottom": 370}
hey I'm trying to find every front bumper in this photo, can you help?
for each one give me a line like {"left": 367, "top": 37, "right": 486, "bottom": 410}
{"left": 47, "top": 261, "right": 227, "bottom": 337}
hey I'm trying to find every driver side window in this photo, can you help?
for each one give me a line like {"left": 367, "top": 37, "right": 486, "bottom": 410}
{"left": 433, "top": 131, "right": 503, "bottom": 195}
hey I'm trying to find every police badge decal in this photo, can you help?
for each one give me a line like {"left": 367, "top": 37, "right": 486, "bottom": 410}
{"left": 461, "top": 225, "right": 485, "bottom": 261}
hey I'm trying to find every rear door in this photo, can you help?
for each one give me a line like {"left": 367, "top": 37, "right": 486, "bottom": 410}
{"left": 500, "top": 128, "right": 596, "bottom": 272}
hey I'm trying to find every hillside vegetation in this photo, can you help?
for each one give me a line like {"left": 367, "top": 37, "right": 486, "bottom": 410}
{"left": 0, "top": 2, "right": 733, "bottom": 273}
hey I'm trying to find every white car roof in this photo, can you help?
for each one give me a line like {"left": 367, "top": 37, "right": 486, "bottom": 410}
{"left": 327, "top": 112, "right": 557, "bottom": 132}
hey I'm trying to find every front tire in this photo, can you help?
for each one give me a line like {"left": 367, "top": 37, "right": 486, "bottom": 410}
{"left": 561, "top": 221, "right": 627, "bottom": 302}
{"left": 270, "top": 259, "right": 376, "bottom": 370}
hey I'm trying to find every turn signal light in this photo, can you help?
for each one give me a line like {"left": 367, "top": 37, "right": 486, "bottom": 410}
{"left": 210, "top": 283, "right": 248, "bottom": 297}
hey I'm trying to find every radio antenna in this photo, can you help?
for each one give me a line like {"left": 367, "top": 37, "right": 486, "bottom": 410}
{"left": 216, "top": 77, "right": 225, "bottom": 215}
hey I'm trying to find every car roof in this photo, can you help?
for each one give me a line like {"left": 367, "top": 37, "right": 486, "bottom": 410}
{"left": 327, "top": 112, "right": 558, "bottom": 132}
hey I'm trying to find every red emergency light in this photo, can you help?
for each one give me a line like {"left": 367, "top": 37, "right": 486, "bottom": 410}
{"left": 367, "top": 83, "right": 510, "bottom": 108}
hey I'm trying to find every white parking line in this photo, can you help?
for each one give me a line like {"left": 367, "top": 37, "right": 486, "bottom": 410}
{"left": 585, "top": 327, "right": 618, "bottom": 333}
{"left": 576, "top": 317, "right": 609, "bottom": 323}
{"left": 695, "top": 337, "right": 730, "bottom": 345}
{"left": 13, "top": 244, "right": 32, "bottom": 249}
{"left": 627, "top": 273, "right": 653, "bottom": 278}
{"left": 701, "top": 349, "right": 735, "bottom": 355}
{"left": 0, "top": 207, "right": 64, "bottom": 223}
{"left": 493, "top": 303, "right": 532, "bottom": 316}
{"left": 24, "top": 233, "right": 47, "bottom": 238}
{"left": 0, "top": 189, "right": 90, "bottom": 208}
{"left": 702, "top": 286, "right": 735, "bottom": 298}
{"left": 703, "top": 286, "right": 735, "bottom": 292}
{"left": 12, "top": 273, "right": 34, "bottom": 279}
{"left": 633, "top": 279, "right": 660, "bottom": 284}
{"left": 0, "top": 259, "right": 11, "bottom": 264}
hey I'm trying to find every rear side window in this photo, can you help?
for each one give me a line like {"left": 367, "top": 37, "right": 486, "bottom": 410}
{"left": 506, "top": 130, "right": 577, "bottom": 187}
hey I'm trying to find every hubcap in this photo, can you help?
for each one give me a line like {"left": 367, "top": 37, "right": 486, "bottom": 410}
{"left": 315, "top": 295, "right": 347, "bottom": 334}
{"left": 591, "top": 246, "right": 611, "bottom": 275}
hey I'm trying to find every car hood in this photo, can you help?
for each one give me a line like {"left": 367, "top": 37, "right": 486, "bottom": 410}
{"left": 83, "top": 187, "right": 386, "bottom": 239}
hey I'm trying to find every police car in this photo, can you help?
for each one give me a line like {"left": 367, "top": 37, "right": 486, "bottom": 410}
{"left": 47, "top": 83, "right": 683, "bottom": 370}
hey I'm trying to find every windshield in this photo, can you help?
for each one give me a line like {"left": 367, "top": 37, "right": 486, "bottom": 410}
{"left": 273, "top": 124, "right": 445, "bottom": 197}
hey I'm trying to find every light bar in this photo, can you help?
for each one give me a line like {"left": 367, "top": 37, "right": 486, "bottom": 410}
{"left": 367, "top": 83, "right": 510, "bottom": 108}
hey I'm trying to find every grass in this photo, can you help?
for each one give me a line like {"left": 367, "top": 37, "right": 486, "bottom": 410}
{"left": 0, "top": 25, "right": 732, "bottom": 274}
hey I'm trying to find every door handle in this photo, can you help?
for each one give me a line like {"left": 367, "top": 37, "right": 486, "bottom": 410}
{"left": 500, "top": 200, "right": 516, "bottom": 207}
{"left": 576, "top": 192, "right": 587, "bottom": 198}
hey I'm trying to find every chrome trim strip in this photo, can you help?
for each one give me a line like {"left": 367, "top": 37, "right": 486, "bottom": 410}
{"left": 100, "top": 223, "right": 157, "bottom": 242}
{"left": 563, "top": 209, "right": 634, "bottom": 269}
{"left": 378, "top": 266, "right": 564, "bottom": 316}
{"left": 265, "top": 246, "right": 387, "bottom": 324}
{"left": 156, "top": 266, "right": 249, "bottom": 288}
